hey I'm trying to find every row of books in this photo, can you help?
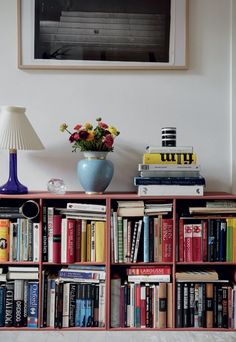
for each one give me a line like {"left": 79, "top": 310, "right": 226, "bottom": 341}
{"left": 0, "top": 218, "right": 39, "bottom": 262}
{"left": 111, "top": 267, "right": 173, "bottom": 328}
{"left": 135, "top": 145, "right": 205, "bottom": 196}
{"left": 0, "top": 279, "right": 39, "bottom": 328}
{"left": 41, "top": 266, "right": 106, "bottom": 328}
{"left": 43, "top": 206, "right": 106, "bottom": 263}
{"left": 111, "top": 214, "right": 173, "bottom": 263}
{"left": 176, "top": 281, "right": 235, "bottom": 328}
{"left": 178, "top": 217, "right": 236, "bottom": 262}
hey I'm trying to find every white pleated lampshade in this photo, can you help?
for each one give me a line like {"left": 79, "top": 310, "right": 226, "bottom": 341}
{"left": 0, "top": 106, "right": 44, "bottom": 150}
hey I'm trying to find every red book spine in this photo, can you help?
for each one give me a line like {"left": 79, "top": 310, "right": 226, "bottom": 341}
{"left": 127, "top": 266, "right": 171, "bottom": 275}
{"left": 52, "top": 214, "right": 62, "bottom": 263}
{"left": 161, "top": 218, "right": 173, "bottom": 262}
{"left": 184, "top": 223, "right": 193, "bottom": 261}
{"left": 135, "top": 284, "right": 141, "bottom": 327}
{"left": 202, "top": 220, "right": 208, "bottom": 262}
{"left": 192, "top": 223, "right": 202, "bottom": 261}
{"left": 74, "top": 219, "right": 82, "bottom": 262}
{"left": 178, "top": 218, "right": 184, "bottom": 262}
{"left": 140, "top": 285, "right": 146, "bottom": 328}
{"left": 66, "top": 219, "right": 75, "bottom": 263}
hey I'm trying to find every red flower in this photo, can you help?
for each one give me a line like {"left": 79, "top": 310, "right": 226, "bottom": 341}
{"left": 103, "top": 134, "right": 114, "bottom": 148}
{"left": 74, "top": 124, "right": 82, "bottom": 130}
{"left": 98, "top": 122, "right": 108, "bottom": 129}
{"left": 69, "top": 132, "right": 80, "bottom": 143}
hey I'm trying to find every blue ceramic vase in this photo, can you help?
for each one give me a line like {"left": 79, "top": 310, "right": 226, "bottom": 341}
{"left": 77, "top": 151, "right": 114, "bottom": 194}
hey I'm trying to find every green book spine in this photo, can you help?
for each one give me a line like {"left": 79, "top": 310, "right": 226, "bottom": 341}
{"left": 226, "top": 218, "right": 233, "bottom": 262}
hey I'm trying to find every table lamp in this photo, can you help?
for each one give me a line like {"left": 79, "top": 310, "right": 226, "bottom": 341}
{"left": 0, "top": 106, "right": 44, "bottom": 194}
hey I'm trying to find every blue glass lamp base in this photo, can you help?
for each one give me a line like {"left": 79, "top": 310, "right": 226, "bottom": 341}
{"left": 0, "top": 180, "right": 28, "bottom": 194}
{"left": 0, "top": 150, "right": 28, "bottom": 194}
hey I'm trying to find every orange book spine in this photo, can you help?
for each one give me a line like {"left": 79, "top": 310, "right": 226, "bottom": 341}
{"left": 0, "top": 219, "right": 10, "bottom": 261}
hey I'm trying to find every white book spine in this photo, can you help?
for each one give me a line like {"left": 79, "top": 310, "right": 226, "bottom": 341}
{"left": 61, "top": 218, "right": 67, "bottom": 263}
{"left": 9, "top": 222, "right": 14, "bottom": 262}
{"left": 113, "top": 212, "right": 118, "bottom": 263}
{"left": 128, "top": 274, "right": 170, "bottom": 283}
{"left": 33, "top": 223, "right": 40, "bottom": 262}
{"left": 146, "top": 146, "right": 193, "bottom": 153}
{"left": 138, "top": 184, "right": 204, "bottom": 196}
{"left": 90, "top": 221, "right": 96, "bottom": 262}
{"left": 129, "top": 283, "right": 135, "bottom": 327}
{"left": 133, "top": 219, "right": 143, "bottom": 263}
{"left": 66, "top": 203, "right": 106, "bottom": 212}
{"left": 110, "top": 277, "right": 121, "bottom": 328}
{"left": 138, "top": 164, "right": 200, "bottom": 171}
{"left": 110, "top": 212, "right": 114, "bottom": 263}
{"left": 62, "top": 283, "right": 70, "bottom": 328}
{"left": 98, "top": 282, "right": 106, "bottom": 327}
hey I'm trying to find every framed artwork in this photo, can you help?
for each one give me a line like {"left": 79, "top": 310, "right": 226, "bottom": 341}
{"left": 17, "top": 0, "right": 188, "bottom": 70}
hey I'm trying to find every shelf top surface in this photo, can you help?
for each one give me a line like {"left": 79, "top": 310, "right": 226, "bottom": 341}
{"left": 0, "top": 191, "right": 235, "bottom": 200}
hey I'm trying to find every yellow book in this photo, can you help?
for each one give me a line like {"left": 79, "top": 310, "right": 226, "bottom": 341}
{"left": 143, "top": 153, "right": 197, "bottom": 165}
{"left": 81, "top": 219, "right": 87, "bottom": 262}
{"left": 0, "top": 219, "right": 10, "bottom": 261}
{"left": 233, "top": 218, "right": 236, "bottom": 262}
{"left": 86, "top": 223, "right": 91, "bottom": 262}
{"left": 95, "top": 221, "right": 105, "bottom": 262}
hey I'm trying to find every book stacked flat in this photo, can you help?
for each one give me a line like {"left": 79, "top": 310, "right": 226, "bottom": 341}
{"left": 135, "top": 146, "right": 206, "bottom": 196}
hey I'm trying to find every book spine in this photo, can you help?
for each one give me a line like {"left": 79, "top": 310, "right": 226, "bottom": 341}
{"left": 202, "top": 220, "right": 208, "bottom": 262}
{"left": 178, "top": 218, "right": 184, "bottom": 262}
{"left": 184, "top": 223, "right": 193, "bottom": 262}
{"left": 208, "top": 219, "right": 215, "bottom": 262}
{"left": 192, "top": 223, "right": 202, "bottom": 262}
{"left": 86, "top": 223, "right": 91, "bottom": 262}
{"left": 222, "top": 286, "right": 228, "bottom": 328}
{"left": 14, "top": 279, "right": 24, "bottom": 327}
{"left": 176, "top": 283, "right": 183, "bottom": 328}
{"left": 130, "top": 221, "right": 138, "bottom": 263}
{"left": 220, "top": 219, "right": 227, "bottom": 262}
{"left": 90, "top": 221, "right": 96, "bottom": 262}
{"left": 189, "top": 283, "right": 195, "bottom": 327}
{"left": 159, "top": 283, "right": 167, "bottom": 328}
{"left": 167, "top": 283, "right": 173, "bottom": 328}
{"left": 110, "top": 276, "right": 121, "bottom": 327}
{"left": 47, "top": 207, "right": 54, "bottom": 263}
{"left": 95, "top": 221, "right": 105, "bottom": 262}
{"left": 98, "top": 282, "right": 105, "bottom": 327}
{"left": 42, "top": 207, "right": 48, "bottom": 262}
{"left": 5, "top": 281, "right": 14, "bottom": 327}
{"left": 67, "top": 219, "right": 75, "bottom": 263}
{"left": 143, "top": 153, "right": 197, "bottom": 165}
{"left": 226, "top": 218, "right": 233, "bottom": 262}
{"left": 27, "top": 281, "right": 39, "bottom": 328}
{"left": 149, "top": 217, "right": 154, "bottom": 262}
{"left": 214, "top": 219, "right": 221, "bottom": 262}
{"left": 138, "top": 184, "right": 204, "bottom": 196}
{"left": 162, "top": 218, "right": 173, "bottom": 262}
{"left": 140, "top": 285, "right": 146, "bottom": 328}
{"left": 81, "top": 220, "right": 87, "bottom": 262}
{"left": 143, "top": 215, "right": 149, "bottom": 262}
{"left": 33, "top": 223, "right": 40, "bottom": 262}
{"left": 66, "top": 203, "right": 106, "bottom": 212}
{"left": 206, "top": 283, "right": 213, "bottom": 328}
{"left": 75, "top": 219, "right": 82, "bottom": 262}
{"left": 133, "top": 220, "right": 143, "bottom": 263}
{"left": 194, "top": 283, "right": 199, "bottom": 327}
{"left": 62, "top": 283, "right": 70, "bottom": 328}
{"left": 183, "top": 283, "right": 189, "bottom": 327}
{"left": 198, "top": 283, "right": 206, "bottom": 328}
{"left": 0, "top": 286, "right": 6, "bottom": 327}
{"left": 134, "top": 284, "right": 141, "bottom": 328}
{"left": 68, "top": 283, "right": 77, "bottom": 327}
{"left": 134, "top": 176, "right": 205, "bottom": 186}
{"left": 0, "top": 219, "right": 10, "bottom": 261}
{"left": 52, "top": 215, "right": 62, "bottom": 263}
{"left": 117, "top": 217, "right": 124, "bottom": 263}
{"left": 127, "top": 266, "right": 171, "bottom": 276}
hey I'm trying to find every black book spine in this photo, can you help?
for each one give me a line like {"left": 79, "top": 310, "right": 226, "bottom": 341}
{"left": 189, "top": 283, "right": 195, "bottom": 327}
{"left": 57, "top": 282, "right": 64, "bottom": 329}
{"left": 86, "top": 284, "right": 93, "bottom": 327}
{"left": 220, "top": 220, "right": 227, "bottom": 262}
{"left": 149, "top": 285, "right": 153, "bottom": 328}
{"left": 222, "top": 286, "right": 228, "bottom": 328}
{"left": 145, "top": 284, "right": 150, "bottom": 328}
{"left": 214, "top": 219, "right": 221, "bottom": 261}
{"left": 183, "top": 283, "right": 189, "bottom": 327}
{"left": 23, "top": 280, "right": 28, "bottom": 326}
{"left": 207, "top": 219, "right": 215, "bottom": 262}
{"left": 217, "top": 285, "right": 223, "bottom": 328}
{"left": 213, "top": 284, "right": 218, "bottom": 328}
{"left": 198, "top": 283, "right": 206, "bottom": 328}
{"left": 176, "top": 283, "right": 183, "bottom": 328}
{"left": 149, "top": 218, "right": 154, "bottom": 262}
{"left": 69, "top": 283, "right": 77, "bottom": 327}
{"left": 5, "top": 281, "right": 14, "bottom": 327}
{"left": 0, "top": 285, "right": 6, "bottom": 327}
{"left": 124, "top": 282, "right": 128, "bottom": 327}
{"left": 93, "top": 285, "right": 99, "bottom": 327}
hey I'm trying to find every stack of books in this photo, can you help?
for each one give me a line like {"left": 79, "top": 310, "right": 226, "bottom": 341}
{"left": 134, "top": 145, "right": 206, "bottom": 196}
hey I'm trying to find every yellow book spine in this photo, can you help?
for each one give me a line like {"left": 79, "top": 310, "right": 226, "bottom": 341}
{"left": 86, "top": 223, "right": 91, "bottom": 262}
{"left": 0, "top": 219, "right": 10, "bottom": 261}
{"left": 143, "top": 153, "right": 197, "bottom": 165}
{"left": 95, "top": 221, "right": 105, "bottom": 262}
{"left": 233, "top": 218, "right": 236, "bottom": 262}
{"left": 81, "top": 219, "right": 87, "bottom": 262}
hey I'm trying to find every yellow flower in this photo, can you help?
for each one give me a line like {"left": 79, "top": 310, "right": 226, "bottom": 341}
{"left": 60, "top": 123, "right": 68, "bottom": 132}
{"left": 108, "top": 125, "right": 119, "bottom": 136}
{"left": 84, "top": 122, "right": 93, "bottom": 130}
{"left": 86, "top": 130, "right": 95, "bottom": 141}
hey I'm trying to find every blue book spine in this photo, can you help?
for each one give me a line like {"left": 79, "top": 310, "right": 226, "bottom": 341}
{"left": 134, "top": 176, "right": 205, "bottom": 186}
{"left": 75, "top": 299, "right": 82, "bottom": 326}
{"left": 27, "top": 282, "right": 39, "bottom": 328}
{"left": 143, "top": 215, "right": 149, "bottom": 262}
{"left": 0, "top": 286, "right": 6, "bottom": 327}
{"left": 58, "top": 271, "right": 97, "bottom": 279}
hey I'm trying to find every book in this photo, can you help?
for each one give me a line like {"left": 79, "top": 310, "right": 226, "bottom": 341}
{"left": 117, "top": 201, "right": 144, "bottom": 217}
{"left": 134, "top": 176, "right": 205, "bottom": 186}
{"left": 27, "top": 281, "right": 39, "bottom": 328}
{"left": 0, "top": 219, "right": 10, "bottom": 261}
{"left": 176, "top": 270, "right": 219, "bottom": 281}
{"left": 7, "top": 272, "right": 39, "bottom": 280}
{"left": 33, "top": 223, "right": 40, "bottom": 262}
{"left": 146, "top": 146, "right": 193, "bottom": 153}
{"left": 8, "top": 266, "right": 39, "bottom": 272}
{"left": 66, "top": 202, "right": 106, "bottom": 212}
{"left": 13, "top": 279, "right": 24, "bottom": 327}
{"left": 138, "top": 164, "right": 201, "bottom": 171}
{"left": 143, "top": 153, "right": 197, "bottom": 165}
{"left": 138, "top": 184, "right": 204, "bottom": 196}
{"left": 95, "top": 221, "right": 105, "bottom": 262}
{"left": 52, "top": 214, "right": 62, "bottom": 263}
{"left": 5, "top": 281, "right": 14, "bottom": 327}
{"left": 127, "top": 266, "right": 171, "bottom": 276}
{"left": 184, "top": 223, "right": 193, "bottom": 262}
{"left": 110, "top": 275, "right": 121, "bottom": 328}
{"left": 140, "top": 170, "right": 200, "bottom": 178}
{"left": 162, "top": 218, "right": 173, "bottom": 262}
{"left": 127, "top": 274, "right": 170, "bottom": 283}
{"left": 0, "top": 285, "right": 6, "bottom": 327}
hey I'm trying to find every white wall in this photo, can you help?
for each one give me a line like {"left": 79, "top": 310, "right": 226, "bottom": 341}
{"left": 0, "top": 0, "right": 232, "bottom": 194}
{"left": 0, "top": 0, "right": 235, "bottom": 341}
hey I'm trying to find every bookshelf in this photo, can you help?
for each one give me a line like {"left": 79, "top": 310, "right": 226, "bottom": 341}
{"left": 0, "top": 191, "right": 235, "bottom": 331}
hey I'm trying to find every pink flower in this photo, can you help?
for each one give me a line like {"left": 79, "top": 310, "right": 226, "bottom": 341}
{"left": 69, "top": 132, "right": 80, "bottom": 142}
{"left": 103, "top": 134, "right": 114, "bottom": 148}
{"left": 98, "top": 121, "right": 108, "bottom": 129}
{"left": 74, "top": 124, "right": 82, "bottom": 130}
